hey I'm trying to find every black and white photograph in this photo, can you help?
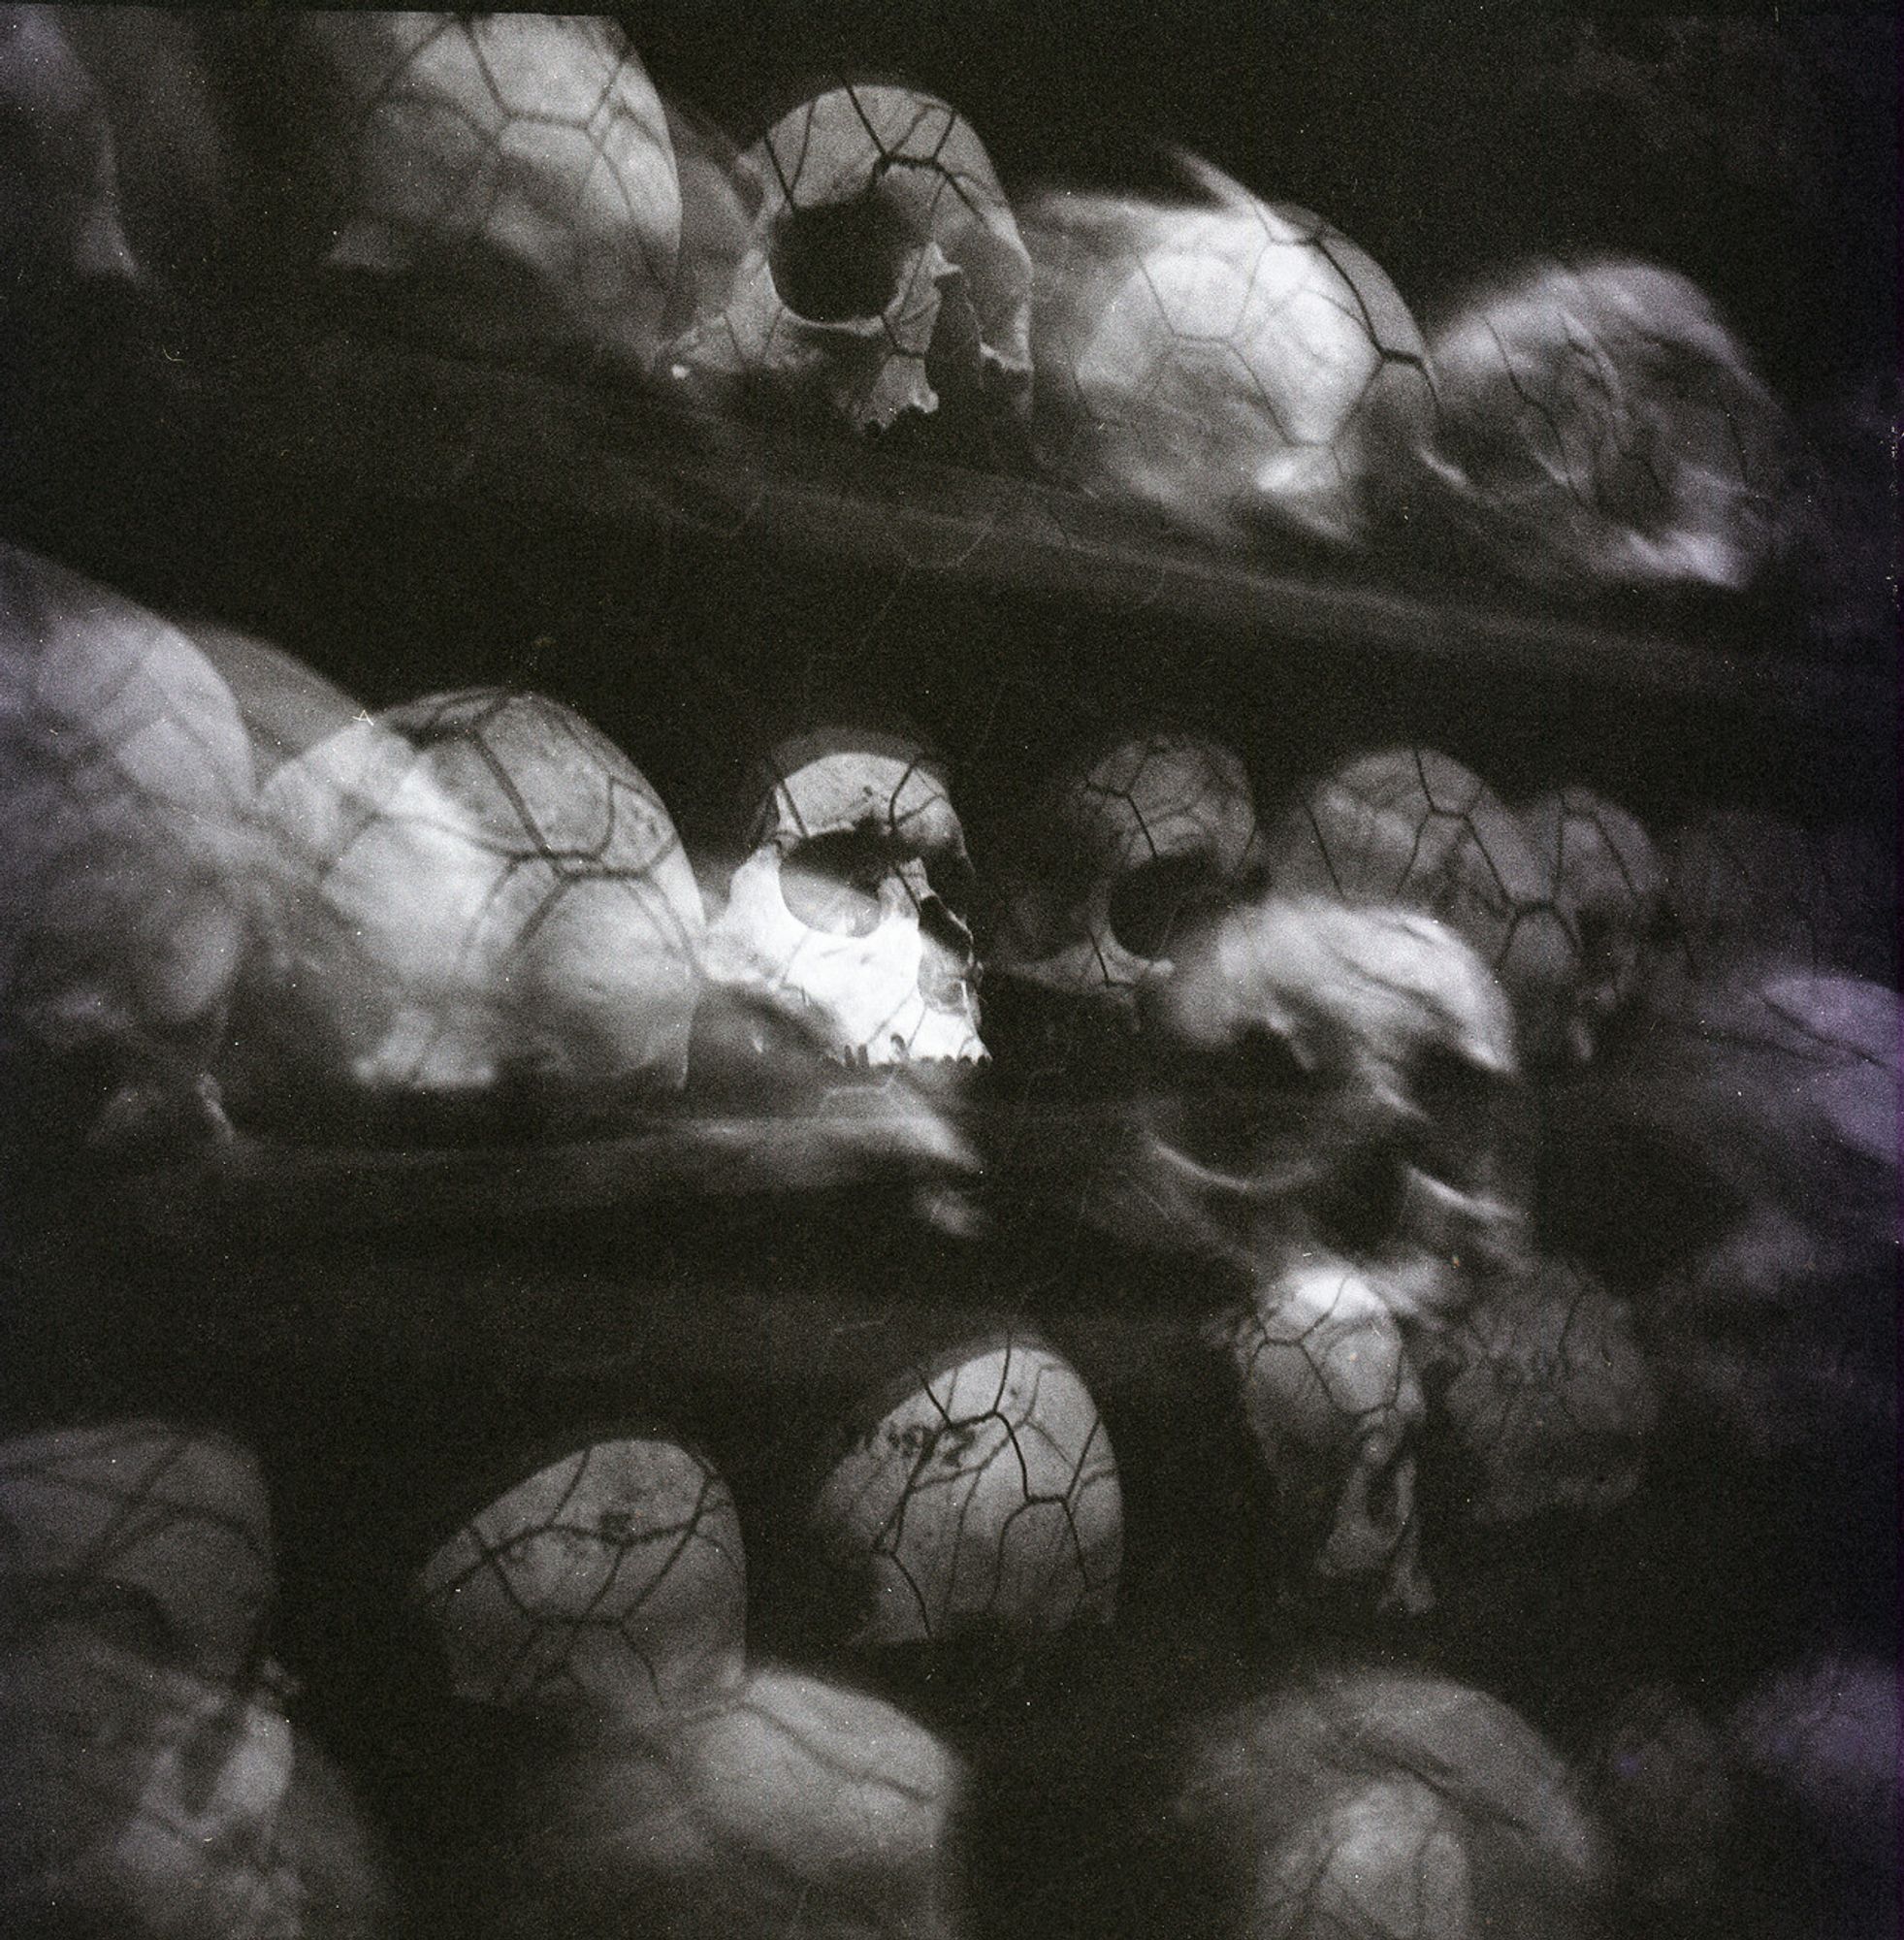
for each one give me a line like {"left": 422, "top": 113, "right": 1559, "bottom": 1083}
{"left": 0, "top": 5, "right": 1896, "bottom": 1935}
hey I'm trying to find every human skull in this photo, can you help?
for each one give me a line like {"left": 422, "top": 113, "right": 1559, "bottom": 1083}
{"left": 233, "top": 687, "right": 706, "bottom": 1134}
{"left": 988, "top": 732, "right": 1265, "bottom": 1036}
{"left": 0, "top": 1420, "right": 274, "bottom": 1683}
{"left": 1266, "top": 747, "right": 1582, "bottom": 1067}
{"left": 412, "top": 1438, "right": 747, "bottom": 1730}
{"left": 1520, "top": 785, "right": 1668, "bottom": 1056}
{"left": 1023, "top": 153, "right": 1434, "bottom": 548}
{"left": 283, "top": 12, "right": 682, "bottom": 372}
{"left": 1129, "top": 894, "right": 1529, "bottom": 1310}
{"left": 496, "top": 1666, "right": 967, "bottom": 1940}
{"left": 703, "top": 728, "right": 985, "bottom": 1068}
{"left": 1434, "top": 1254, "right": 1660, "bottom": 1526}
{"left": 1213, "top": 1254, "right": 1432, "bottom": 1614}
{"left": 0, "top": 543, "right": 255, "bottom": 1153}
{"left": 1416, "top": 256, "right": 1788, "bottom": 597}
{"left": 667, "top": 82, "right": 1033, "bottom": 434}
{"left": 808, "top": 1332, "right": 1123, "bottom": 1660}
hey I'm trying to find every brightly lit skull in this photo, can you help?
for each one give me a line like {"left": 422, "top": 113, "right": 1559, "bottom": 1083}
{"left": 808, "top": 1331, "right": 1123, "bottom": 1661}
{"left": 988, "top": 731, "right": 1266, "bottom": 1036}
{"left": 666, "top": 82, "right": 1034, "bottom": 434}
{"left": 1132, "top": 894, "right": 1529, "bottom": 1310}
{"left": 1520, "top": 784, "right": 1669, "bottom": 1056}
{"left": 1416, "top": 255, "right": 1788, "bottom": 597}
{"left": 1213, "top": 1253, "right": 1433, "bottom": 1614}
{"left": 1023, "top": 154, "right": 1434, "bottom": 548}
{"left": 233, "top": 687, "right": 706, "bottom": 1133}
{"left": 1266, "top": 747, "right": 1582, "bottom": 1067}
{"left": 412, "top": 1438, "right": 748, "bottom": 1730}
{"left": 703, "top": 728, "right": 985, "bottom": 1068}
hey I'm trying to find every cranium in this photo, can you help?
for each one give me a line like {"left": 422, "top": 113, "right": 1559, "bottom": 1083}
{"left": 702, "top": 728, "right": 985, "bottom": 1068}
{"left": 988, "top": 731, "right": 1266, "bottom": 1039}
{"left": 666, "top": 82, "right": 1033, "bottom": 434}
{"left": 1, "top": 543, "right": 254, "bottom": 1154}
{"left": 233, "top": 687, "right": 706, "bottom": 1134}
{"left": 808, "top": 1332, "right": 1123, "bottom": 1660}
{"left": 1023, "top": 153, "right": 1434, "bottom": 548}
{"left": 1519, "top": 784, "right": 1668, "bottom": 1056}
{"left": 1214, "top": 1254, "right": 1432, "bottom": 1614}
{"left": 1265, "top": 747, "right": 1582, "bottom": 1067}
{"left": 412, "top": 1438, "right": 747, "bottom": 1730}
{"left": 1131, "top": 894, "right": 1529, "bottom": 1310}
{"left": 0, "top": 1420, "right": 273, "bottom": 1683}
{"left": 1416, "top": 256, "right": 1787, "bottom": 597}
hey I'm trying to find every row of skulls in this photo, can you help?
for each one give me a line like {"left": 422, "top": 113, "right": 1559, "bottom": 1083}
{"left": 3, "top": 1411, "right": 1894, "bottom": 1935}
{"left": 5, "top": 536, "right": 1895, "bottom": 1627}
{"left": 3, "top": 8, "right": 1874, "bottom": 613}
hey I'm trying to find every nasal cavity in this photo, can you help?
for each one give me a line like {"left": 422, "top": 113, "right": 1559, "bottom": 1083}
{"left": 769, "top": 192, "right": 915, "bottom": 324}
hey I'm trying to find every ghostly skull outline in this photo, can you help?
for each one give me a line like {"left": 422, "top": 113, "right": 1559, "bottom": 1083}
{"left": 704, "top": 728, "right": 986, "bottom": 1068}
{"left": 989, "top": 732, "right": 1267, "bottom": 1027}
{"left": 667, "top": 82, "right": 1034, "bottom": 434}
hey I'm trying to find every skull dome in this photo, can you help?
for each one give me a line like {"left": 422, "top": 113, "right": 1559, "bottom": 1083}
{"left": 1416, "top": 255, "right": 1788, "bottom": 597}
{"left": 1213, "top": 1254, "right": 1433, "bottom": 1614}
{"left": 412, "top": 1438, "right": 747, "bottom": 1730}
{"left": 1024, "top": 154, "right": 1434, "bottom": 548}
{"left": 666, "top": 82, "right": 1034, "bottom": 434}
{"left": 703, "top": 728, "right": 985, "bottom": 1068}
{"left": 1265, "top": 746, "right": 1583, "bottom": 1068}
{"left": 988, "top": 731, "right": 1266, "bottom": 1030}
{"left": 233, "top": 687, "right": 706, "bottom": 1133}
{"left": 1520, "top": 785, "right": 1668, "bottom": 1055}
{"left": 0, "top": 543, "right": 255, "bottom": 1150}
{"left": 1132, "top": 894, "right": 1529, "bottom": 1307}
{"left": 808, "top": 1332, "right": 1123, "bottom": 1660}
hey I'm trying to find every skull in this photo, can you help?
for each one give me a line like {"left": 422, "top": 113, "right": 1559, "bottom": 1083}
{"left": 1434, "top": 1254, "right": 1660, "bottom": 1525}
{"left": 988, "top": 732, "right": 1265, "bottom": 1041}
{"left": 1520, "top": 785, "right": 1668, "bottom": 1056}
{"left": 233, "top": 687, "right": 706, "bottom": 1135}
{"left": 1132, "top": 894, "right": 1529, "bottom": 1310}
{"left": 412, "top": 1438, "right": 747, "bottom": 1730}
{"left": 1415, "top": 256, "right": 1788, "bottom": 597}
{"left": 703, "top": 728, "right": 985, "bottom": 1068}
{"left": 1, "top": 543, "right": 254, "bottom": 1154}
{"left": 1023, "top": 153, "right": 1434, "bottom": 548}
{"left": 808, "top": 1332, "right": 1123, "bottom": 1662}
{"left": 0, "top": 1420, "right": 274, "bottom": 1683}
{"left": 666, "top": 83, "right": 1033, "bottom": 434}
{"left": 497, "top": 1666, "right": 967, "bottom": 1940}
{"left": 1265, "top": 747, "right": 1582, "bottom": 1067}
{"left": 1213, "top": 1254, "right": 1432, "bottom": 1614}
{"left": 285, "top": 12, "right": 682, "bottom": 372}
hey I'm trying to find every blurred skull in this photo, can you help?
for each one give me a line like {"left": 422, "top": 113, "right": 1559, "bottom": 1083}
{"left": 989, "top": 732, "right": 1265, "bottom": 1037}
{"left": 667, "top": 82, "right": 1033, "bottom": 433}
{"left": 1416, "top": 256, "right": 1788, "bottom": 597}
{"left": 1266, "top": 747, "right": 1582, "bottom": 1067}
{"left": 1214, "top": 1253, "right": 1432, "bottom": 1614}
{"left": 1520, "top": 785, "right": 1669, "bottom": 1057}
{"left": 1024, "top": 153, "right": 1434, "bottom": 548}
{"left": 1131, "top": 894, "right": 1529, "bottom": 1310}
{"left": 809, "top": 1332, "right": 1123, "bottom": 1661}
{"left": 233, "top": 687, "right": 706, "bottom": 1136}
{"left": 412, "top": 1438, "right": 748, "bottom": 1730}
{"left": 704, "top": 728, "right": 985, "bottom": 1068}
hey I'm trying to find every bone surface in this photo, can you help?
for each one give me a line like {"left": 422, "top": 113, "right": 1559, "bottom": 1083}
{"left": 1023, "top": 154, "right": 1434, "bottom": 548}
{"left": 668, "top": 82, "right": 1033, "bottom": 435}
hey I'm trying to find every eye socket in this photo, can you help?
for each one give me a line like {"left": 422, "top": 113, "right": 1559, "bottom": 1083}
{"left": 779, "top": 830, "right": 892, "bottom": 936}
{"left": 769, "top": 192, "right": 915, "bottom": 324}
{"left": 1109, "top": 855, "right": 1224, "bottom": 961}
